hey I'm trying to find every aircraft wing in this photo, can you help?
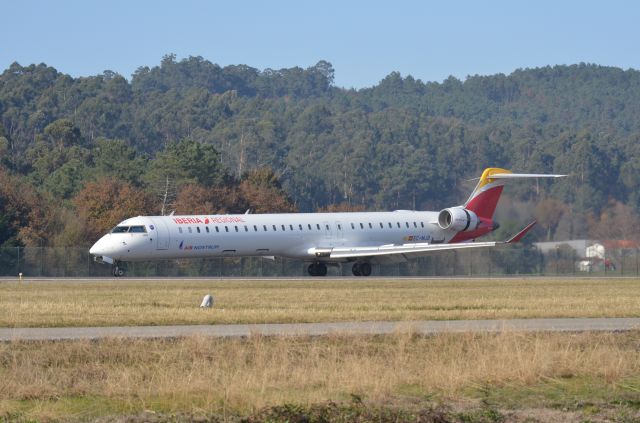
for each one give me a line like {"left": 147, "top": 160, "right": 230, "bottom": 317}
{"left": 320, "top": 221, "right": 537, "bottom": 260}
{"left": 328, "top": 240, "right": 499, "bottom": 259}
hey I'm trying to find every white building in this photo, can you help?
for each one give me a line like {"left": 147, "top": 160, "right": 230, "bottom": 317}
{"left": 533, "top": 240, "right": 598, "bottom": 258}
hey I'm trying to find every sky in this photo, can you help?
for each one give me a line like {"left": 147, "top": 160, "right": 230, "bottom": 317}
{"left": 1, "top": 0, "right": 639, "bottom": 88}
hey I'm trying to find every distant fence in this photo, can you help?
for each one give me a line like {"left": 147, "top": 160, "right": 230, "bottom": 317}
{"left": 1, "top": 246, "right": 639, "bottom": 277}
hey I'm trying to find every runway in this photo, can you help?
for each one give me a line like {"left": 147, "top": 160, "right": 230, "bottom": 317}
{"left": 2, "top": 317, "right": 640, "bottom": 341}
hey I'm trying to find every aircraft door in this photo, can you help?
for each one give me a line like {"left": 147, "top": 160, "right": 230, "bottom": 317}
{"left": 150, "top": 218, "right": 170, "bottom": 250}
{"left": 322, "top": 221, "right": 332, "bottom": 240}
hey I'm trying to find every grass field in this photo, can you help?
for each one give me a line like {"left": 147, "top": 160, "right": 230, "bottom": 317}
{"left": 2, "top": 277, "right": 640, "bottom": 421}
{"left": 1, "top": 277, "right": 640, "bottom": 327}
{"left": 1, "top": 331, "right": 640, "bottom": 421}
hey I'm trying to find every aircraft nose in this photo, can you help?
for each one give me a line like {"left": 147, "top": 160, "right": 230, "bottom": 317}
{"left": 90, "top": 236, "right": 113, "bottom": 256}
{"left": 89, "top": 239, "right": 104, "bottom": 256}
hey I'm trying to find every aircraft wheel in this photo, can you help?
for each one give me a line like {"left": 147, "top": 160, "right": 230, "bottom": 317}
{"left": 113, "top": 264, "right": 126, "bottom": 277}
{"left": 359, "top": 262, "right": 372, "bottom": 277}
{"left": 352, "top": 263, "right": 361, "bottom": 276}
{"left": 308, "top": 264, "right": 317, "bottom": 276}
{"left": 308, "top": 263, "right": 327, "bottom": 277}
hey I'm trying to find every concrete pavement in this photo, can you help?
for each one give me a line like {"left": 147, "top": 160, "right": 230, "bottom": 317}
{"left": 2, "top": 317, "right": 640, "bottom": 342}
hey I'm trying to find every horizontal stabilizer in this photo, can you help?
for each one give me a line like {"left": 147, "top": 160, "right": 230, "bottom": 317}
{"left": 506, "top": 220, "right": 537, "bottom": 244}
{"left": 488, "top": 173, "right": 566, "bottom": 179}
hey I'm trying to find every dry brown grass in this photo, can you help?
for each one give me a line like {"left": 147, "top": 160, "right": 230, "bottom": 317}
{"left": 1, "top": 331, "right": 640, "bottom": 420}
{"left": 1, "top": 277, "right": 640, "bottom": 327}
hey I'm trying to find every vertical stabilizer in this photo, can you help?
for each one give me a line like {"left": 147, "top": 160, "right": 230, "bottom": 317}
{"left": 464, "top": 168, "right": 511, "bottom": 219}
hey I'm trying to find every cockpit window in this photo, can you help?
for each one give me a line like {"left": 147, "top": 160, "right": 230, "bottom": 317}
{"left": 111, "top": 225, "right": 147, "bottom": 233}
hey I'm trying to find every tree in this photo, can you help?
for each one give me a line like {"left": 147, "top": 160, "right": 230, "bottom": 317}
{"left": 73, "top": 178, "right": 157, "bottom": 241}
{"left": 0, "top": 170, "right": 55, "bottom": 247}
{"left": 534, "top": 198, "right": 567, "bottom": 241}
{"left": 174, "top": 184, "right": 215, "bottom": 215}
{"left": 145, "top": 138, "right": 226, "bottom": 189}
{"left": 44, "top": 158, "right": 89, "bottom": 199}
{"left": 239, "top": 167, "right": 296, "bottom": 213}
{"left": 92, "top": 138, "right": 147, "bottom": 185}
{"left": 587, "top": 201, "right": 640, "bottom": 241}
{"left": 0, "top": 135, "right": 11, "bottom": 169}
{"left": 43, "top": 118, "right": 82, "bottom": 148}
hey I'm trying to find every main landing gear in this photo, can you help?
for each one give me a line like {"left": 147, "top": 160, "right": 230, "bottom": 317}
{"left": 112, "top": 262, "right": 126, "bottom": 277}
{"left": 352, "top": 262, "right": 372, "bottom": 277}
{"left": 308, "top": 262, "right": 328, "bottom": 277}
{"left": 307, "top": 261, "right": 372, "bottom": 277}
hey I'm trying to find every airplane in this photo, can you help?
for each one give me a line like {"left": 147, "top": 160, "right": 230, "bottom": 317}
{"left": 89, "top": 167, "right": 565, "bottom": 277}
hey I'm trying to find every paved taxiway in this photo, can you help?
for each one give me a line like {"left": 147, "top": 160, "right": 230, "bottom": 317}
{"left": 2, "top": 318, "right": 640, "bottom": 341}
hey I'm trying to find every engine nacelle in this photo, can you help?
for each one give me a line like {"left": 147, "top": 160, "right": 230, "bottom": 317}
{"left": 437, "top": 207, "right": 479, "bottom": 232}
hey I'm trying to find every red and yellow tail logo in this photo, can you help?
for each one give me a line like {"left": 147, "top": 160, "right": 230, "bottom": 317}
{"left": 464, "top": 168, "right": 512, "bottom": 219}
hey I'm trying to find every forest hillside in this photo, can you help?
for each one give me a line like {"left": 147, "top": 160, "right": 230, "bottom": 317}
{"left": 1, "top": 55, "right": 639, "bottom": 247}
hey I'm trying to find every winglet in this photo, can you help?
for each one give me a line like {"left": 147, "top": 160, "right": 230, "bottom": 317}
{"left": 506, "top": 220, "right": 537, "bottom": 244}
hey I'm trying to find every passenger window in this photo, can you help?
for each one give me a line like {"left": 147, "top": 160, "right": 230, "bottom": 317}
{"left": 388, "top": 222, "right": 392, "bottom": 228}
{"left": 421, "top": 222, "right": 424, "bottom": 228}
{"left": 290, "top": 224, "right": 294, "bottom": 231}
{"left": 368, "top": 223, "right": 373, "bottom": 229}
{"left": 197, "top": 227, "right": 201, "bottom": 233}
{"left": 413, "top": 222, "right": 417, "bottom": 228}
{"left": 188, "top": 227, "right": 192, "bottom": 233}
{"left": 379, "top": 222, "right": 383, "bottom": 229}
{"left": 179, "top": 227, "right": 183, "bottom": 234}
{"left": 316, "top": 224, "right": 321, "bottom": 230}
{"left": 263, "top": 225, "right": 268, "bottom": 231}
{"left": 299, "top": 224, "right": 303, "bottom": 230}
{"left": 215, "top": 226, "right": 219, "bottom": 232}
{"left": 360, "top": 223, "right": 364, "bottom": 229}
{"left": 308, "top": 224, "right": 312, "bottom": 230}
{"left": 206, "top": 226, "right": 210, "bottom": 233}
{"left": 281, "top": 225, "right": 286, "bottom": 231}
{"left": 225, "top": 226, "right": 229, "bottom": 232}
{"left": 405, "top": 222, "right": 409, "bottom": 228}
{"left": 326, "top": 224, "right": 330, "bottom": 230}
{"left": 254, "top": 225, "right": 258, "bottom": 232}
{"left": 273, "top": 225, "right": 277, "bottom": 231}
{"left": 351, "top": 223, "right": 355, "bottom": 229}
{"left": 244, "top": 225, "right": 248, "bottom": 232}
{"left": 337, "top": 224, "right": 342, "bottom": 230}
{"left": 397, "top": 222, "right": 401, "bottom": 228}
{"left": 234, "top": 226, "right": 239, "bottom": 232}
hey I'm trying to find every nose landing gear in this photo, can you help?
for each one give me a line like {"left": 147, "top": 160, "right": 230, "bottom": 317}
{"left": 112, "top": 262, "right": 126, "bottom": 277}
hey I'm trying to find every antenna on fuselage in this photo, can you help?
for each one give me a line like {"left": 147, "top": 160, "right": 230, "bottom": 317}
{"left": 245, "top": 209, "right": 251, "bottom": 214}
{"left": 169, "top": 210, "right": 175, "bottom": 216}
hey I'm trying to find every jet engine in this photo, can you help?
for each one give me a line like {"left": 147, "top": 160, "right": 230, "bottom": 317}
{"left": 437, "top": 207, "right": 479, "bottom": 232}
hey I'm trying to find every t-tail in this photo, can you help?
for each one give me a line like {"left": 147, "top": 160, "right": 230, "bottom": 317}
{"left": 464, "top": 168, "right": 565, "bottom": 219}
{"left": 438, "top": 167, "right": 565, "bottom": 243}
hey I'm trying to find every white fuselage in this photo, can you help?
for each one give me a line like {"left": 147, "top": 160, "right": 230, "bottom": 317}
{"left": 89, "top": 210, "right": 454, "bottom": 263}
